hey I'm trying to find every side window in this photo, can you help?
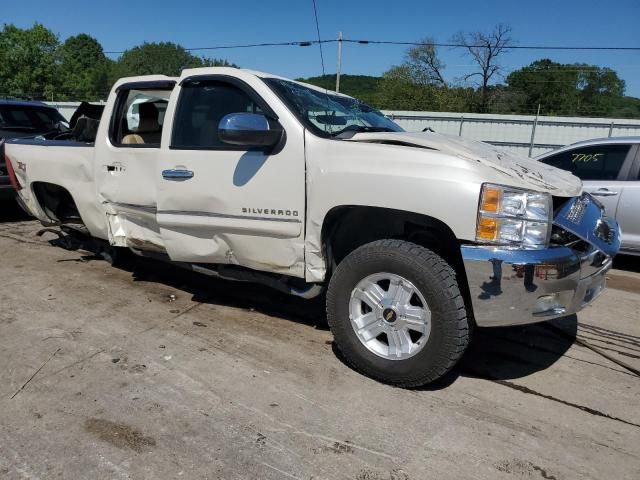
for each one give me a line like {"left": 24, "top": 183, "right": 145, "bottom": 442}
{"left": 542, "top": 144, "right": 630, "bottom": 181}
{"left": 110, "top": 89, "right": 171, "bottom": 147}
{"left": 172, "top": 80, "right": 263, "bottom": 149}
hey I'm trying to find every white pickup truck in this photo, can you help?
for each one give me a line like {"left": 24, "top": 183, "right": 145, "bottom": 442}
{"left": 3, "top": 67, "right": 620, "bottom": 387}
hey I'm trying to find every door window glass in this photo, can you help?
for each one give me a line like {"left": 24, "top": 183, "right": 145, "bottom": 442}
{"left": 541, "top": 144, "right": 630, "bottom": 180}
{"left": 111, "top": 89, "right": 171, "bottom": 147}
{"left": 172, "top": 80, "right": 263, "bottom": 149}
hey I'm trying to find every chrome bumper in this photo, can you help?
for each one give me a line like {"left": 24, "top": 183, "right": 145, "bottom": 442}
{"left": 461, "top": 193, "right": 620, "bottom": 327}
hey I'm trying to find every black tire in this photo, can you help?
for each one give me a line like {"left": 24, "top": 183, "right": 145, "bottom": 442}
{"left": 326, "top": 239, "right": 470, "bottom": 387}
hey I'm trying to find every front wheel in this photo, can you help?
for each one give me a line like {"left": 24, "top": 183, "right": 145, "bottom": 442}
{"left": 326, "top": 239, "right": 470, "bottom": 387}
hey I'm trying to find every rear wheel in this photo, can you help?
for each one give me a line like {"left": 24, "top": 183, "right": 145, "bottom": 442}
{"left": 326, "top": 239, "right": 469, "bottom": 387}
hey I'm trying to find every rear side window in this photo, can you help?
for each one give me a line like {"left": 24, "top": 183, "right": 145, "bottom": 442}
{"left": 110, "top": 89, "right": 171, "bottom": 147}
{"left": 172, "top": 80, "right": 263, "bottom": 149}
{"left": 541, "top": 144, "right": 631, "bottom": 181}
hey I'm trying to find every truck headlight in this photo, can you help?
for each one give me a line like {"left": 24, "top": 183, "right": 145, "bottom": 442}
{"left": 476, "top": 184, "right": 552, "bottom": 248}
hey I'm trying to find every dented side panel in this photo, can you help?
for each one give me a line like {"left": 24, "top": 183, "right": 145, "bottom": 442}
{"left": 155, "top": 69, "right": 308, "bottom": 278}
{"left": 94, "top": 75, "right": 177, "bottom": 253}
{"left": 303, "top": 134, "right": 485, "bottom": 282}
{"left": 5, "top": 141, "right": 108, "bottom": 239}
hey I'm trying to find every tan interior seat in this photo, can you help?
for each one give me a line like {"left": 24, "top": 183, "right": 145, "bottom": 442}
{"left": 122, "top": 102, "right": 162, "bottom": 145}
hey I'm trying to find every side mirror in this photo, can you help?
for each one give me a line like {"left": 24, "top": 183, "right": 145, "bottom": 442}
{"left": 218, "top": 113, "right": 283, "bottom": 148}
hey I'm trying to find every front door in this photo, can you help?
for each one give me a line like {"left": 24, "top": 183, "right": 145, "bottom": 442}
{"left": 156, "top": 75, "right": 306, "bottom": 277}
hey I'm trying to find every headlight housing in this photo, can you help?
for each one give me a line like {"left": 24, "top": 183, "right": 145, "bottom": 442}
{"left": 476, "top": 183, "right": 552, "bottom": 248}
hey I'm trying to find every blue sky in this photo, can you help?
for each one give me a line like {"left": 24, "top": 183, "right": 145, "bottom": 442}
{"left": 5, "top": 0, "right": 640, "bottom": 96}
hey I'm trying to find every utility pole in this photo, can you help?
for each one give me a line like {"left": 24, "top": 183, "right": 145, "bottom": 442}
{"left": 336, "top": 31, "right": 343, "bottom": 93}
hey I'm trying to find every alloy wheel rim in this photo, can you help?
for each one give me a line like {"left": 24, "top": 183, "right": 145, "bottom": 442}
{"left": 349, "top": 272, "right": 432, "bottom": 360}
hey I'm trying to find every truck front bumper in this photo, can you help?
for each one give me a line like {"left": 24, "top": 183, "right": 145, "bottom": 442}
{"left": 461, "top": 244, "right": 612, "bottom": 327}
{"left": 461, "top": 193, "right": 620, "bottom": 327}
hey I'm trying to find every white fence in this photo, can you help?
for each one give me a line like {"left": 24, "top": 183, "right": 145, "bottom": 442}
{"left": 47, "top": 102, "right": 640, "bottom": 158}
{"left": 384, "top": 111, "right": 640, "bottom": 157}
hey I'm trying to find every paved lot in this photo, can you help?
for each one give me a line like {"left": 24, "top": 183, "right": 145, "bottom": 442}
{"left": 1, "top": 202, "right": 639, "bottom": 480}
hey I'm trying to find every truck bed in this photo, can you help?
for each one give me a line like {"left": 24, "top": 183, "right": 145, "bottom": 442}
{"left": 4, "top": 139, "right": 108, "bottom": 239}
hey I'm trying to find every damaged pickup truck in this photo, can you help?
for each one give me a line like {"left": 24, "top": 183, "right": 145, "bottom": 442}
{"left": 3, "top": 68, "right": 620, "bottom": 387}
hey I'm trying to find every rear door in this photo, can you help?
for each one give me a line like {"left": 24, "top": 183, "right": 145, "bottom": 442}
{"left": 540, "top": 143, "right": 635, "bottom": 217}
{"left": 540, "top": 143, "right": 637, "bottom": 251}
{"left": 95, "top": 80, "right": 175, "bottom": 251}
{"left": 616, "top": 147, "right": 640, "bottom": 253}
{"left": 156, "top": 74, "right": 306, "bottom": 277}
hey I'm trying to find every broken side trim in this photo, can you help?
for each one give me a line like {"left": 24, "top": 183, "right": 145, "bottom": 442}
{"left": 109, "top": 202, "right": 157, "bottom": 214}
{"left": 158, "top": 210, "right": 302, "bottom": 223}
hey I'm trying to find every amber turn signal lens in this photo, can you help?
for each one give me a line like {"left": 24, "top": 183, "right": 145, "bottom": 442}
{"left": 477, "top": 216, "right": 498, "bottom": 241}
{"left": 481, "top": 187, "right": 501, "bottom": 213}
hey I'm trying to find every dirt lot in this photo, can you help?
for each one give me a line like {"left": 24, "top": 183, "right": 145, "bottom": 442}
{"left": 1, "top": 202, "right": 639, "bottom": 480}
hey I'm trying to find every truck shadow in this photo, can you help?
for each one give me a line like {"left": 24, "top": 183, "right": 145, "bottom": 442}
{"left": 123, "top": 252, "right": 578, "bottom": 388}
{"left": 58, "top": 240, "right": 579, "bottom": 389}
{"left": 613, "top": 254, "right": 640, "bottom": 274}
{"left": 0, "top": 199, "right": 31, "bottom": 223}
{"left": 331, "top": 316, "right": 578, "bottom": 391}
{"left": 450, "top": 315, "right": 577, "bottom": 386}
{"left": 122, "top": 254, "right": 327, "bottom": 330}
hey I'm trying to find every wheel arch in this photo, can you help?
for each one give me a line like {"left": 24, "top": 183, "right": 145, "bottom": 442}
{"left": 31, "top": 181, "right": 83, "bottom": 225}
{"left": 320, "top": 205, "right": 473, "bottom": 320}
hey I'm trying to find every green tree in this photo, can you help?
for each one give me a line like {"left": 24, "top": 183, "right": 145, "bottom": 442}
{"left": 372, "top": 38, "right": 448, "bottom": 110}
{"left": 114, "top": 42, "right": 234, "bottom": 78}
{"left": 57, "top": 33, "right": 113, "bottom": 100}
{"left": 506, "top": 59, "right": 628, "bottom": 116}
{"left": 577, "top": 65, "right": 625, "bottom": 115}
{"left": 376, "top": 65, "right": 474, "bottom": 112}
{"left": 0, "top": 23, "right": 59, "bottom": 98}
{"left": 296, "top": 74, "right": 382, "bottom": 105}
{"left": 403, "top": 38, "right": 446, "bottom": 86}
{"left": 376, "top": 65, "right": 440, "bottom": 110}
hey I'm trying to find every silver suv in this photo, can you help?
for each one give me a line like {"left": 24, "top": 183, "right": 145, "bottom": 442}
{"left": 537, "top": 137, "right": 640, "bottom": 256}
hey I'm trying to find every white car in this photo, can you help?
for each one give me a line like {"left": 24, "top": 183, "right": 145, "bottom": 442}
{"left": 3, "top": 68, "right": 620, "bottom": 387}
{"left": 537, "top": 137, "right": 640, "bottom": 256}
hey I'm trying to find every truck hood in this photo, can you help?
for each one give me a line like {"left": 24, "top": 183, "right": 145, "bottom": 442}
{"left": 348, "top": 131, "right": 582, "bottom": 197}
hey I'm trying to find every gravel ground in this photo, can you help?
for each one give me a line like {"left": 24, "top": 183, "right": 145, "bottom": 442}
{"left": 1, "top": 203, "right": 639, "bottom": 480}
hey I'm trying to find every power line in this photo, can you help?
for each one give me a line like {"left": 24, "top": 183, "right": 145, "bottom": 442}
{"left": 103, "top": 38, "right": 640, "bottom": 55}
{"left": 103, "top": 40, "right": 334, "bottom": 55}
{"left": 342, "top": 39, "right": 640, "bottom": 51}
{"left": 311, "top": 0, "right": 326, "bottom": 76}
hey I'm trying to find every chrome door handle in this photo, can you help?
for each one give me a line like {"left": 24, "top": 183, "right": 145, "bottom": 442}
{"left": 592, "top": 189, "right": 618, "bottom": 197}
{"left": 162, "top": 169, "right": 194, "bottom": 180}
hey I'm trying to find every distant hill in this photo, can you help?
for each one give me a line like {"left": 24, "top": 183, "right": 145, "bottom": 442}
{"left": 296, "top": 74, "right": 382, "bottom": 106}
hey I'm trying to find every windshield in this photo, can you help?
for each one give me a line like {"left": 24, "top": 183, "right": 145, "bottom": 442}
{"left": 264, "top": 78, "right": 403, "bottom": 137}
{"left": 0, "top": 105, "right": 68, "bottom": 132}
